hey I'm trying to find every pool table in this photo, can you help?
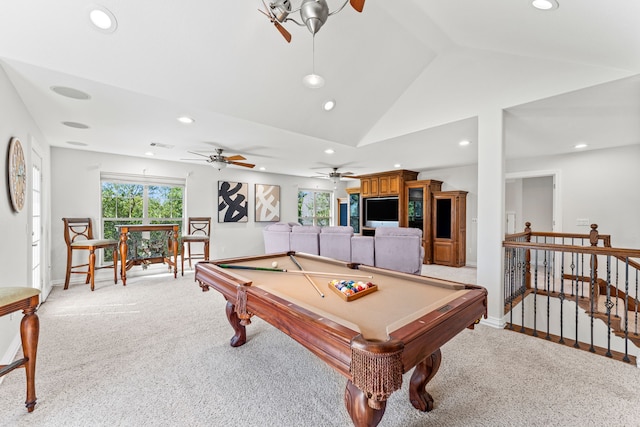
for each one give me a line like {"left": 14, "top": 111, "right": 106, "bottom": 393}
{"left": 195, "top": 252, "right": 487, "bottom": 427}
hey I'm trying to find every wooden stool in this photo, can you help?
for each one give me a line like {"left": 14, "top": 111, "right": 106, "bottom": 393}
{"left": 181, "top": 217, "right": 211, "bottom": 275}
{"left": 62, "top": 218, "right": 119, "bottom": 291}
{"left": 0, "top": 287, "right": 40, "bottom": 412}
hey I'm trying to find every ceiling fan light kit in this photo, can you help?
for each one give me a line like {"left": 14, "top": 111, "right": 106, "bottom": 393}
{"left": 213, "top": 160, "right": 227, "bottom": 170}
{"left": 260, "top": 0, "right": 365, "bottom": 88}
{"left": 303, "top": 73, "right": 325, "bottom": 89}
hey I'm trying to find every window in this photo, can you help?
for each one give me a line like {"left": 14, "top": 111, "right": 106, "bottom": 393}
{"left": 298, "top": 189, "right": 332, "bottom": 226}
{"left": 101, "top": 173, "right": 185, "bottom": 262}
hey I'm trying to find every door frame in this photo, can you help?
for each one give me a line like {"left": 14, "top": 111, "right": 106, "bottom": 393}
{"left": 505, "top": 169, "right": 560, "bottom": 233}
{"left": 30, "top": 140, "right": 51, "bottom": 301}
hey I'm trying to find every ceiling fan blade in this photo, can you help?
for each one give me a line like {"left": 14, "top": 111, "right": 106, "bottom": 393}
{"left": 259, "top": 5, "right": 291, "bottom": 43}
{"left": 274, "top": 21, "right": 292, "bottom": 43}
{"left": 187, "top": 151, "right": 212, "bottom": 158}
{"left": 226, "top": 154, "right": 246, "bottom": 161}
{"left": 342, "top": 172, "right": 354, "bottom": 176}
{"left": 180, "top": 158, "right": 210, "bottom": 161}
{"left": 350, "top": 0, "right": 365, "bottom": 12}
{"left": 229, "top": 161, "right": 255, "bottom": 169}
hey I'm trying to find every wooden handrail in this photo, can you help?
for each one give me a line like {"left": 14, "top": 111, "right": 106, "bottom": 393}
{"left": 503, "top": 222, "right": 639, "bottom": 364}
{"left": 503, "top": 241, "right": 640, "bottom": 259}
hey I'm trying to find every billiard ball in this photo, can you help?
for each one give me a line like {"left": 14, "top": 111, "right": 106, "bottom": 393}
{"left": 271, "top": 261, "right": 278, "bottom": 268}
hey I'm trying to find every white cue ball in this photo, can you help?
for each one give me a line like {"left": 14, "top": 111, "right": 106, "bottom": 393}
{"left": 271, "top": 261, "right": 278, "bottom": 268}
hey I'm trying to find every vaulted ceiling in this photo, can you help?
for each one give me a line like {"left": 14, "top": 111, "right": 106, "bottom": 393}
{"left": 0, "top": 0, "right": 638, "bottom": 178}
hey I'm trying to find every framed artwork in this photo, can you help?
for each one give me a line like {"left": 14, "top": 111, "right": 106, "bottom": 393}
{"left": 218, "top": 181, "right": 248, "bottom": 223}
{"left": 255, "top": 184, "right": 280, "bottom": 222}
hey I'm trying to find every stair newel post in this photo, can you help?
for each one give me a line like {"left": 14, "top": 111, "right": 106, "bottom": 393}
{"left": 524, "top": 222, "right": 532, "bottom": 290}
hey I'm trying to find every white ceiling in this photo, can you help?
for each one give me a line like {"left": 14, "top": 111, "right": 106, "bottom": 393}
{"left": 0, "top": 0, "right": 638, "bottom": 179}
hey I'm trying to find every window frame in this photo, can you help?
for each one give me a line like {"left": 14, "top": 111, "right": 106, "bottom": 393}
{"left": 297, "top": 188, "right": 333, "bottom": 226}
{"left": 100, "top": 172, "right": 186, "bottom": 263}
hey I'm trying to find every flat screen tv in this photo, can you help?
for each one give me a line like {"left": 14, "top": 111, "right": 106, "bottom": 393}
{"left": 365, "top": 197, "right": 399, "bottom": 226}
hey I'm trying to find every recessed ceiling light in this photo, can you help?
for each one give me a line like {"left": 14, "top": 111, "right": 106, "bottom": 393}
{"left": 574, "top": 143, "right": 588, "bottom": 149}
{"left": 145, "top": 152, "right": 155, "bottom": 156}
{"left": 62, "top": 121, "right": 90, "bottom": 129}
{"left": 459, "top": 140, "right": 471, "bottom": 146}
{"left": 323, "top": 100, "right": 336, "bottom": 111}
{"left": 532, "top": 0, "right": 559, "bottom": 11}
{"left": 66, "top": 141, "right": 88, "bottom": 147}
{"left": 89, "top": 6, "right": 118, "bottom": 33}
{"left": 324, "top": 148, "right": 335, "bottom": 154}
{"left": 51, "top": 86, "right": 91, "bottom": 100}
{"left": 394, "top": 163, "right": 401, "bottom": 168}
{"left": 259, "top": 167, "right": 266, "bottom": 171}
{"left": 177, "top": 116, "right": 195, "bottom": 124}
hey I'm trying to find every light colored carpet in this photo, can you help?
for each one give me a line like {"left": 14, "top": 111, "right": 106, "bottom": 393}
{"left": 1, "top": 270, "right": 639, "bottom": 427}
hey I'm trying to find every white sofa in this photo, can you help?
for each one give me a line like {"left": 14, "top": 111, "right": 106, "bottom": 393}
{"left": 374, "top": 227, "right": 424, "bottom": 274}
{"left": 319, "top": 226, "right": 354, "bottom": 262}
{"left": 290, "top": 225, "right": 321, "bottom": 255}
{"left": 262, "top": 224, "right": 424, "bottom": 274}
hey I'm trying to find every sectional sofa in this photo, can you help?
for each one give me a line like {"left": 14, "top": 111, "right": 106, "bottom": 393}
{"left": 262, "top": 223, "right": 424, "bottom": 275}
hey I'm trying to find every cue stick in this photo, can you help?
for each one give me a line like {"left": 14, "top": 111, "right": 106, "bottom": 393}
{"left": 289, "top": 254, "right": 325, "bottom": 298}
{"left": 217, "top": 264, "right": 373, "bottom": 279}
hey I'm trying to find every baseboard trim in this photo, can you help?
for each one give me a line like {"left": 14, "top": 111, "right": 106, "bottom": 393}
{"left": 480, "top": 316, "right": 506, "bottom": 329}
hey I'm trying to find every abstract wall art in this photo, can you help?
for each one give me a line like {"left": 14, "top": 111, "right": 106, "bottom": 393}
{"left": 218, "top": 181, "right": 248, "bottom": 223}
{"left": 255, "top": 184, "right": 280, "bottom": 222}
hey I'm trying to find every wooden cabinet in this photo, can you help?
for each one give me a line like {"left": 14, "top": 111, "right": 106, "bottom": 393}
{"left": 360, "top": 178, "right": 374, "bottom": 197}
{"left": 346, "top": 187, "right": 360, "bottom": 234}
{"left": 432, "top": 191, "right": 467, "bottom": 267}
{"left": 358, "top": 170, "right": 418, "bottom": 231}
{"left": 359, "top": 170, "right": 417, "bottom": 198}
{"left": 405, "top": 180, "right": 442, "bottom": 264}
{"left": 358, "top": 170, "right": 467, "bottom": 267}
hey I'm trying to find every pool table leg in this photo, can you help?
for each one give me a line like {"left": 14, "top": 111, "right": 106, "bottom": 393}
{"left": 344, "top": 380, "right": 386, "bottom": 427}
{"left": 409, "top": 348, "right": 442, "bottom": 412}
{"left": 225, "top": 300, "right": 246, "bottom": 347}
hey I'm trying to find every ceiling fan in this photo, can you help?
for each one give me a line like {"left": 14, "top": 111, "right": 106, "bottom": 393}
{"left": 259, "top": 0, "right": 365, "bottom": 43}
{"left": 184, "top": 148, "right": 256, "bottom": 170}
{"left": 314, "top": 167, "right": 355, "bottom": 184}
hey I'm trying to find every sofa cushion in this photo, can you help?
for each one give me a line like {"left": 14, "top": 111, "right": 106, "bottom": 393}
{"left": 351, "top": 235, "right": 374, "bottom": 266}
{"left": 290, "top": 225, "right": 321, "bottom": 255}
{"left": 263, "top": 222, "right": 294, "bottom": 254}
{"left": 374, "top": 227, "right": 423, "bottom": 274}
{"left": 319, "top": 226, "right": 354, "bottom": 262}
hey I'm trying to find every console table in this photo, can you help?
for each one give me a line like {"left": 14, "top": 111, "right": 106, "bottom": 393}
{"left": 117, "top": 224, "right": 179, "bottom": 285}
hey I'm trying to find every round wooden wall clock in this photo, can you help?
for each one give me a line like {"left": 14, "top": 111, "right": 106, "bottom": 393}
{"left": 8, "top": 137, "right": 26, "bottom": 212}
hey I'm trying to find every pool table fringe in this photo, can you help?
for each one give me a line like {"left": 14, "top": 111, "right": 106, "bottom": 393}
{"left": 235, "top": 287, "right": 252, "bottom": 325}
{"left": 350, "top": 340, "right": 404, "bottom": 410}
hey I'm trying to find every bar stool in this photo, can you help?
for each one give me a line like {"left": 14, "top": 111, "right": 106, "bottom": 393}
{"left": 181, "top": 217, "right": 211, "bottom": 275}
{"left": 0, "top": 287, "right": 40, "bottom": 412}
{"left": 62, "top": 218, "right": 119, "bottom": 291}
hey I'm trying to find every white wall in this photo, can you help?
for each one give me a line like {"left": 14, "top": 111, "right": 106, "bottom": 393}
{"left": 522, "top": 176, "right": 553, "bottom": 231}
{"left": 50, "top": 147, "right": 338, "bottom": 283}
{"left": 507, "top": 145, "right": 640, "bottom": 249}
{"left": 0, "top": 65, "right": 51, "bottom": 365}
{"left": 413, "top": 144, "right": 640, "bottom": 267}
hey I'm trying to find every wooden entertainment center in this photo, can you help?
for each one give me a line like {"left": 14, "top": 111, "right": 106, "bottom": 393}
{"left": 348, "top": 169, "right": 467, "bottom": 267}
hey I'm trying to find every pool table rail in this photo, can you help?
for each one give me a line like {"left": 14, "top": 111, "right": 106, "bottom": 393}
{"left": 195, "top": 252, "right": 488, "bottom": 427}
{"left": 196, "top": 258, "right": 359, "bottom": 375}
